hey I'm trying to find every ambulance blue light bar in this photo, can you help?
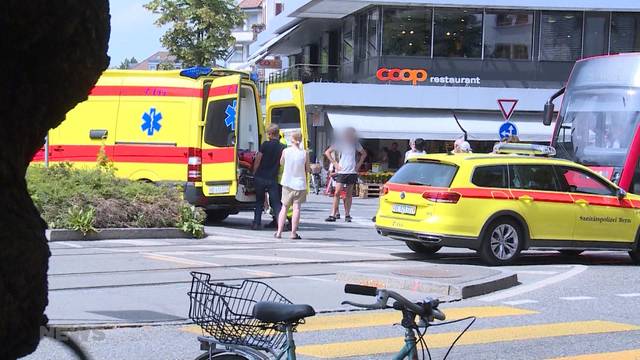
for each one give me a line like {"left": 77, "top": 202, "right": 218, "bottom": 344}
{"left": 494, "top": 143, "right": 556, "bottom": 156}
{"left": 180, "top": 67, "right": 213, "bottom": 79}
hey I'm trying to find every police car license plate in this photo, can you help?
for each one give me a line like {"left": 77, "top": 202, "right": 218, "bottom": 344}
{"left": 392, "top": 204, "right": 416, "bottom": 215}
{"left": 209, "top": 185, "right": 230, "bottom": 194}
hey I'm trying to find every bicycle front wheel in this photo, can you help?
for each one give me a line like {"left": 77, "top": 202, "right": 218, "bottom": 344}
{"left": 195, "top": 353, "right": 249, "bottom": 360}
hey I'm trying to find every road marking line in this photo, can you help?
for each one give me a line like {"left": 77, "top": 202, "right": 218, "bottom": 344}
{"left": 55, "top": 242, "right": 84, "bottom": 248}
{"left": 339, "top": 262, "right": 397, "bottom": 268}
{"left": 479, "top": 265, "right": 588, "bottom": 302}
{"left": 296, "top": 321, "right": 640, "bottom": 358}
{"left": 101, "top": 239, "right": 167, "bottom": 246}
{"left": 549, "top": 349, "right": 640, "bottom": 360}
{"left": 142, "top": 253, "right": 220, "bottom": 267}
{"left": 293, "top": 276, "right": 335, "bottom": 283}
{"left": 616, "top": 293, "right": 640, "bottom": 298}
{"left": 559, "top": 296, "right": 595, "bottom": 301}
{"left": 180, "top": 306, "right": 536, "bottom": 336}
{"left": 515, "top": 270, "right": 559, "bottom": 275}
{"left": 210, "top": 254, "right": 310, "bottom": 263}
{"left": 278, "top": 248, "right": 393, "bottom": 259}
{"left": 502, "top": 299, "right": 539, "bottom": 306}
{"left": 238, "top": 269, "right": 282, "bottom": 277}
{"left": 299, "top": 306, "right": 536, "bottom": 333}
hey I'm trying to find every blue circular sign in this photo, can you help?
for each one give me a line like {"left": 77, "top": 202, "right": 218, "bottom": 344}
{"left": 499, "top": 121, "right": 518, "bottom": 140}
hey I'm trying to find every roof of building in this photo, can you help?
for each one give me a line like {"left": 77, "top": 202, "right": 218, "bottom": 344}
{"left": 130, "top": 51, "right": 179, "bottom": 70}
{"left": 239, "top": 0, "right": 262, "bottom": 9}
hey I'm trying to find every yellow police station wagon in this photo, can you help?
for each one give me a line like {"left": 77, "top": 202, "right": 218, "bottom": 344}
{"left": 375, "top": 144, "right": 640, "bottom": 265}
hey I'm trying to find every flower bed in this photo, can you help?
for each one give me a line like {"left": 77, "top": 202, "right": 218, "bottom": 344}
{"left": 27, "top": 163, "right": 205, "bottom": 238}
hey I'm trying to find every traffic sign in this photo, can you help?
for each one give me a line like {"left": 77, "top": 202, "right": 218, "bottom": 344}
{"left": 499, "top": 121, "right": 518, "bottom": 140}
{"left": 498, "top": 99, "right": 518, "bottom": 120}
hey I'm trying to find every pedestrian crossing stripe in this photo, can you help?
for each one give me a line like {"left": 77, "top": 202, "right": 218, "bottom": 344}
{"left": 298, "top": 306, "right": 536, "bottom": 332}
{"left": 180, "top": 306, "right": 535, "bottom": 336}
{"left": 296, "top": 320, "right": 640, "bottom": 358}
{"left": 549, "top": 349, "right": 640, "bottom": 360}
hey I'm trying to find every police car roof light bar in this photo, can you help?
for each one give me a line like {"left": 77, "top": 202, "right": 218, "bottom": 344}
{"left": 494, "top": 143, "right": 556, "bottom": 157}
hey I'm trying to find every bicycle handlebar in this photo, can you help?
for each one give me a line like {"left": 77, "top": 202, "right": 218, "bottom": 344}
{"left": 343, "top": 284, "right": 446, "bottom": 321}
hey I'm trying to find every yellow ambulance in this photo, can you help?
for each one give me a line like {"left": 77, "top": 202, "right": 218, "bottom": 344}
{"left": 33, "top": 67, "right": 307, "bottom": 221}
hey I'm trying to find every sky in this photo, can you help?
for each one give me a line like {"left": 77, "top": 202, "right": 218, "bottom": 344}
{"left": 108, "top": 0, "right": 166, "bottom": 68}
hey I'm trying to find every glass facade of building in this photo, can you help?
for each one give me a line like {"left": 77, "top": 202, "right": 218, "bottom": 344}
{"left": 265, "top": 7, "right": 640, "bottom": 90}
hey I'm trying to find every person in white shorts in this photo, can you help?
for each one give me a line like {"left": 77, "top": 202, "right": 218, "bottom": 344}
{"left": 276, "top": 130, "right": 310, "bottom": 239}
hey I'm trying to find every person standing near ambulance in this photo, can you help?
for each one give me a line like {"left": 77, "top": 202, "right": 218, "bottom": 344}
{"left": 252, "top": 125, "right": 285, "bottom": 230}
{"left": 324, "top": 127, "right": 366, "bottom": 223}
{"left": 275, "top": 130, "right": 309, "bottom": 239}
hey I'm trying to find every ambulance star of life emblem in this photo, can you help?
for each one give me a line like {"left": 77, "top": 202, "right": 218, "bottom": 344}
{"left": 141, "top": 107, "right": 162, "bottom": 136}
{"left": 400, "top": 192, "right": 406, "bottom": 199}
{"left": 224, "top": 100, "right": 237, "bottom": 131}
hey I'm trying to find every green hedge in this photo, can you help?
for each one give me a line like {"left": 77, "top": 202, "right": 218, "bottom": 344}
{"left": 27, "top": 163, "right": 205, "bottom": 238}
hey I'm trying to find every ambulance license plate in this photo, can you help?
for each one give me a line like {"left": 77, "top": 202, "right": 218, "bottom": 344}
{"left": 209, "top": 185, "right": 230, "bottom": 194}
{"left": 392, "top": 204, "right": 416, "bottom": 215}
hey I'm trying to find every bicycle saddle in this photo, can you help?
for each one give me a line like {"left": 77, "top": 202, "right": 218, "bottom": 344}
{"left": 253, "top": 301, "right": 316, "bottom": 324}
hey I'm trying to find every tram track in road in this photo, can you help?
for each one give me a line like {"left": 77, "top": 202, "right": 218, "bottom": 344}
{"left": 47, "top": 257, "right": 425, "bottom": 291}
{"left": 49, "top": 239, "right": 405, "bottom": 258}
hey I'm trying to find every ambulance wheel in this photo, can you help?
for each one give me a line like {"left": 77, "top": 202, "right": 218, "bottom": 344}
{"left": 405, "top": 241, "right": 442, "bottom": 255}
{"left": 479, "top": 218, "right": 523, "bottom": 266}
{"left": 630, "top": 250, "right": 640, "bottom": 265}
{"left": 206, "top": 210, "right": 229, "bottom": 223}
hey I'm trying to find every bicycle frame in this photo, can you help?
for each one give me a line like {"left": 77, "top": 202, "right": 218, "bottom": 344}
{"left": 198, "top": 324, "right": 298, "bottom": 360}
{"left": 392, "top": 327, "right": 419, "bottom": 360}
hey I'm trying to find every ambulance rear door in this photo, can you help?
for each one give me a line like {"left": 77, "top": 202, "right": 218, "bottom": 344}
{"left": 265, "top": 81, "right": 308, "bottom": 149}
{"left": 201, "top": 75, "right": 241, "bottom": 198}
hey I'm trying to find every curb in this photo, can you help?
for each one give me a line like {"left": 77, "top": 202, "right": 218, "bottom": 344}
{"left": 47, "top": 228, "right": 193, "bottom": 241}
{"left": 336, "top": 266, "right": 518, "bottom": 299}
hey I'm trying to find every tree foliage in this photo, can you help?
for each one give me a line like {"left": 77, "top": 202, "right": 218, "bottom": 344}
{"left": 118, "top": 57, "right": 139, "bottom": 69}
{"left": 144, "top": 0, "right": 245, "bottom": 67}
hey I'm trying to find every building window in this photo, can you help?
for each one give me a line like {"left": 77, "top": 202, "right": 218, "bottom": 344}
{"left": 583, "top": 13, "right": 609, "bottom": 57}
{"left": 342, "top": 17, "right": 354, "bottom": 63}
{"left": 367, "top": 8, "right": 380, "bottom": 57}
{"left": 611, "top": 13, "right": 640, "bottom": 53}
{"left": 433, "top": 8, "right": 483, "bottom": 58}
{"left": 484, "top": 10, "right": 533, "bottom": 60}
{"left": 229, "top": 46, "right": 244, "bottom": 63}
{"left": 382, "top": 7, "right": 431, "bottom": 57}
{"left": 539, "top": 12, "right": 583, "bottom": 61}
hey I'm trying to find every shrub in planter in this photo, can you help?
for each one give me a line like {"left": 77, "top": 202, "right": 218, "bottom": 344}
{"left": 27, "top": 163, "right": 206, "bottom": 237}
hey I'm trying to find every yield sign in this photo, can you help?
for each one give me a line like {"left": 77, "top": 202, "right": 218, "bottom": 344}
{"left": 498, "top": 99, "right": 518, "bottom": 121}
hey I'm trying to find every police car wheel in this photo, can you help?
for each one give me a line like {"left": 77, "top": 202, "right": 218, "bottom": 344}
{"left": 479, "top": 219, "right": 523, "bottom": 266}
{"left": 405, "top": 241, "right": 442, "bottom": 255}
{"left": 206, "top": 210, "right": 229, "bottom": 222}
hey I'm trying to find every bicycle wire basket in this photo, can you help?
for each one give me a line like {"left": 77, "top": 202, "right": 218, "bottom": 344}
{"left": 188, "top": 272, "right": 293, "bottom": 351}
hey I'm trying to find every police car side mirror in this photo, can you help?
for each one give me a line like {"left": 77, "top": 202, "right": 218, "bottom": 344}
{"left": 617, "top": 188, "right": 627, "bottom": 200}
{"left": 543, "top": 103, "right": 554, "bottom": 126}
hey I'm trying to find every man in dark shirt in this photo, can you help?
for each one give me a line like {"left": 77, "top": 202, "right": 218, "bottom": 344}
{"left": 386, "top": 142, "right": 402, "bottom": 170}
{"left": 252, "top": 124, "right": 285, "bottom": 229}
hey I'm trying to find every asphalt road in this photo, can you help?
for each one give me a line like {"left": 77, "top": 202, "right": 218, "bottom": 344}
{"left": 25, "top": 195, "right": 640, "bottom": 360}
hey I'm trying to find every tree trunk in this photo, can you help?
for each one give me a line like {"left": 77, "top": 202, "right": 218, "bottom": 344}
{"left": 0, "top": 2, "right": 110, "bottom": 359}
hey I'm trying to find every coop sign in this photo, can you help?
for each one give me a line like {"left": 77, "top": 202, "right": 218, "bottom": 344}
{"left": 376, "top": 67, "right": 481, "bottom": 86}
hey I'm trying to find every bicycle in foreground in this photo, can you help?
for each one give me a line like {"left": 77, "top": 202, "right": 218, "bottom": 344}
{"left": 188, "top": 272, "right": 475, "bottom": 359}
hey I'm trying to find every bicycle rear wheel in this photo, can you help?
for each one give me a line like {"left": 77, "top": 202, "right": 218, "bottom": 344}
{"left": 195, "top": 353, "right": 248, "bottom": 360}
